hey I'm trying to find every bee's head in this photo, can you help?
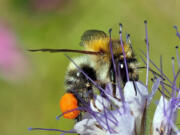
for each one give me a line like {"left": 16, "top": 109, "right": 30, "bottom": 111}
{"left": 80, "top": 30, "right": 133, "bottom": 60}
{"left": 111, "top": 40, "right": 133, "bottom": 60}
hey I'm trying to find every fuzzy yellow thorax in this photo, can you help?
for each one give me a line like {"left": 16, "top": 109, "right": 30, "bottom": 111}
{"left": 84, "top": 37, "right": 133, "bottom": 58}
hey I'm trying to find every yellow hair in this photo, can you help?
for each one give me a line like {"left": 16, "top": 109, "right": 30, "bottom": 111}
{"left": 84, "top": 37, "right": 132, "bottom": 58}
{"left": 84, "top": 37, "right": 110, "bottom": 53}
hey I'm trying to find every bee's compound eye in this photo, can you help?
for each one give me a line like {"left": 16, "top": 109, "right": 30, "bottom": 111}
{"left": 59, "top": 93, "right": 80, "bottom": 119}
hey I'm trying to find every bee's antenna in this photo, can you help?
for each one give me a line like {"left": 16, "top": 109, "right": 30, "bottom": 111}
{"left": 27, "top": 48, "right": 103, "bottom": 55}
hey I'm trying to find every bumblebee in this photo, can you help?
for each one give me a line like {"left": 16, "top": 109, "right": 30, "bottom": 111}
{"left": 28, "top": 29, "right": 139, "bottom": 120}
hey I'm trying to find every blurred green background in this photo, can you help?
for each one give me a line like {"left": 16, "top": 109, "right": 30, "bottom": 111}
{"left": 0, "top": 0, "right": 180, "bottom": 135}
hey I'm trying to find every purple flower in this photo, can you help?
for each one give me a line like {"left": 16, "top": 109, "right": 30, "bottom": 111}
{"left": 152, "top": 96, "right": 177, "bottom": 135}
{"left": 74, "top": 81, "right": 148, "bottom": 135}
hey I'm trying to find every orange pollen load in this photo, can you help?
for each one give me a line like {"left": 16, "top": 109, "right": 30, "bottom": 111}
{"left": 59, "top": 93, "right": 80, "bottom": 119}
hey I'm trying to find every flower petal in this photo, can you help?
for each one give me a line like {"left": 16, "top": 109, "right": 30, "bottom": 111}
{"left": 106, "top": 111, "right": 135, "bottom": 135}
{"left": 152, "top": 96, "right": 177, "bottom": 135}
{"left": 124, "top": 81, "right": 148, "bottom": 113}
{"left": 74, "top": 118, "right": 106, "bottom": 135}
{"left": 90, "top": 95, "right": 110, "bottom": 112}
{"left": 124, "top": 81, "right": 148, "bottom": 134}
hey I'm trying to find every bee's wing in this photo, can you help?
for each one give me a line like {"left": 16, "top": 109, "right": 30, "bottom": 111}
{"left": 80, "top": 30, "right": 108, "bottom": 46}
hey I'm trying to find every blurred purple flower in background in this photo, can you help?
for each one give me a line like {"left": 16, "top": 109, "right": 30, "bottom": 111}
{"left": 0, "top": 21, "right": 29, "bottom": 81}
